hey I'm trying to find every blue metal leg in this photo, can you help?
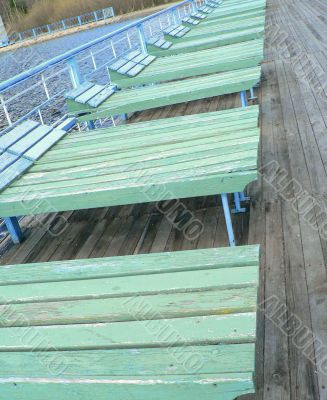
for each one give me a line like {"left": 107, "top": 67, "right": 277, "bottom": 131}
{"left": 249, "top": 87, "right": 256, "bottom": 100}
{"left": 240, "top": 90, "right": 248, "bottom": 107}
{"left": 239, "top": 192, "right": 250, "bottom": 201}
{"left": 232, "top": 192, "right": 246, "bottom": 214}
{"left": 221, "top": 193, "right": 236, "bottom": 247}
{"left": 4, "top": 217, "right": 24, "bottom": 244}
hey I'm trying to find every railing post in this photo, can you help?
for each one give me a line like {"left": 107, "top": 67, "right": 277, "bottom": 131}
{"left": 172, "top": 9, "right": 180, "bottom": 25}
{"left": 47, "top": 24, "right": 51, "bottom": 34}
{"left": 32, "top": 28, "right": 37, "bottom": 38}
{"left": 4, "top": 217, "right": 24, "bottom": 244}
{"left": 137, "top": 23, "right": 148, "bottom": 54}
{"left": 192, "top": 0, "right": 198, "bottom": 12}
{"left": 78, "top": 16, "right": 82, "bottom": 26}
{"left": 67, "top": 57, "right": 83, "bottom": 88}
{"left": 67, "top": 56, "right": 95, "bottom": 130}
{"left": 94, "top": 11, "right": 98, "bottom": 22}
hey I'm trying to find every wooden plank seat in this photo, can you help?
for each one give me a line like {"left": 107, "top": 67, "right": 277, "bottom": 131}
{"left": 0, "top": 119, "right": 71, "bottom": 244}
{"left": 163, "top": 24, "right": 191, "bottom": 38}
{"left": 110, "top": 39, "right": 264, "bottom": 89}
{"left": 0, "top": 245, "right": 259, "bottom": 400}
{"left": 107, "top": 50, "right": 156, "bottom": 78}
{"left": 158, "top": 27, "right": 264, "bottom": 57}
{"left": 182, "top": 16, "right": 201, "bottom": 26}
{"left": 146, "top": 37, "right": 172, "bottom": 50}
{"left": 0, "top": 120, "right": 68, "bottom": 192}
{"left": 190, "top": 11, "right": 207, "bottom": 20}
{"left": 65, "top": 81, "right": 117, "bottom": 108}
{"left": 207, "top": 1, "right": 221, "bottom": 8}
{"left": 198, "top": 5, "right": 215, "bottom": 13}
{"left": 0, "top": 106, "right": 260, "bottom": 245}
{"left": 66, "top": 66, "right": 261, "bottom": 122}
{"left": 169, "top": 16, "right": 265, "bottom": 44}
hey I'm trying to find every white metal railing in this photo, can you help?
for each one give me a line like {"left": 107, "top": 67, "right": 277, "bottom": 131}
{"left": 3, "top": 7, "right": 115, "bottom": 47}
{"left": 0, "top": 0, "right": 207, "bottom": 135}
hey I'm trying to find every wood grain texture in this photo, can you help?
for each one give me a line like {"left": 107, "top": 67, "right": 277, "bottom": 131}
{"left": 114, "top": 39, "right": 264, "bottom": 88}
{"left": 67, "top": 67, "right": 261, "bottom": 120}
{"left": 0, "top": 106, "right": 260, "bottom": 217}
{"left": 0, "top": 246, "right": 259, "bottom": 399}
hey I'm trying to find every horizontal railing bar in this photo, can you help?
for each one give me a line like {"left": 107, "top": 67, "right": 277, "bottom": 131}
{"left": 0, "top": 88, "right": 66, "bottom": 136}
{"left": 0, "top": 0, "right": 191, "bottom": 93}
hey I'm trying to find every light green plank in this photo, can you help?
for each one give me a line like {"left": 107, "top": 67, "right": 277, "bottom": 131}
{"left": 154, "top": 27, "right": 264, "bottom": 57}
{"left": 0, "top": 343, "right": 255, "bottom": 377}
{"left": 169, "top": 16, "right": 265, "bottom": 43}
{"left": 0, "top": 373, "right": 254, "bottom": 400}
{"left": 0, "top": 265, "right": 258, "bottom": 304}
{"left": 0, "top": 313, "right": 256, "bottom": 350}
{"left": 67, "top": 67, "right": 261, "bottom": 121}
{"left": 114, "top": 39, "right": 263, "bottom": 88}
{"left": 0, "top": 245, "right": 260, "bottom": 285}
{"left": 0, "top": 287, "right": 257, "bottom": 326}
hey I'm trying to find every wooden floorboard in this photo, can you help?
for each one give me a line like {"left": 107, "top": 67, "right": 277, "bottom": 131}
{"left": 1, "top": 0, "right": 327, "bottom": 398}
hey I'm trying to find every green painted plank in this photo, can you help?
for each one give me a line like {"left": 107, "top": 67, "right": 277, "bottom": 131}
{"left": 0, "top": 170, "right": 257, "bottom": 217}
{"left": 0, "top": 374, "right": 254, "bottom": 400}
{"left": 31, "top": 121, "right": 259, "bottom": 162}
{"left": 67, "top": 67, "right": 261, "bottom": 121}
{"left": 0, "top": 343, "right": 255, "bottom": 377}
{"left": 0, "top": 265, "right": 258, "bottom": 304}
{"left": 155, "top": 27, "right": 264, "bottom": 57}
{"left": 0, "top": 312, "right": 256, "bottom": 350}
{"left": 0, "top": 245, "right": 260, "bottom": 285}
{"left": 169, "top": 16, "right": 265, "bottom": 43}
{"left": 113, "top": 39, "right": 263, "bottom": 88}
{"left": 0, "top": 287, "right": 257, "bottom": 326}
{"left": 6, "top": 146, "right": 258, "bottom": 194}
{"left": 206, "top": 0, "right": 265, "bottom": 21}
{"left": 0, "top": 107, "right": 259, "bottom": 216}
{"left": 188, "top": 8, "right": 265, "bottom": 30}
{"left": 15, "top": 134, "right": 258, "bottom": 187}
{"left": 44, "top": 105, "right": 260, "bottom": 150}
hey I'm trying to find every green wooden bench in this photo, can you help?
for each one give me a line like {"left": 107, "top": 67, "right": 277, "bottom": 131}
{"left": 154, "top": 26, "right": 264, "bottom": 56}
{"left": 0, "top": 106, "right": 260, "bottom": 245}
{"left": 205, "top": 0, "right": 266, "bottom": 21}
{"left": 66, "top": 66, "right": 261, "bottom": 122}
{"left": 191, "top": 8, "right": 265, "bottom": 30}
{"left": 0, "top": 244, "right": 259, "bottom": 400}
{"left": 168, "top": 16, "right": 266, "bottom": 43}
{"left": 110, "top": 39, "right": 263, "bottom": 88}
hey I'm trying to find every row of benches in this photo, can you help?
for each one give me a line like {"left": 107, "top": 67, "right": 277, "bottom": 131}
{"left": 0, "top": 0, "right": 266, "bottom": 398}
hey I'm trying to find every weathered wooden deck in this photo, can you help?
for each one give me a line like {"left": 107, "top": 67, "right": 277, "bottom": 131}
{"left": 1, "top": 0, "right": 327, "bottom": 398}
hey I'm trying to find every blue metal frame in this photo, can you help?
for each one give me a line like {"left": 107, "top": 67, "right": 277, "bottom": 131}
{"left": 240, "top": 90, "right": 248, "bottom": 107}
{"left": 0, "top": 1, "right": 193, "bottom": 94}
{"left": 4, "top": 217, "right": 24, "bottom": 244}
{"left": 221, "top": 194, "right": 236, "bottom": 247}
{"left": 230, "top": 90, "right": 252, "bottom": 215}
{"left": 232, "top": 192, "right": 246, "bottom": 214}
